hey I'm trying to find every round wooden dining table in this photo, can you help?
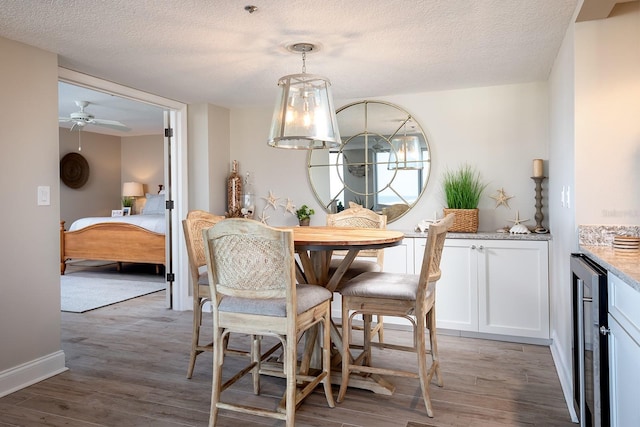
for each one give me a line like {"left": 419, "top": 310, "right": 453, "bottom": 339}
{"left": 284, "top": 226, "right": 405, "bottom": 292}
{"left": 280, "top": 225, "right": 405, "bottom": 395}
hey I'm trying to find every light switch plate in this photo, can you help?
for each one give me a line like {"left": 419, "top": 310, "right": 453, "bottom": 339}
{"left": 37, "top": 186, "right": 50, "bottom": 206}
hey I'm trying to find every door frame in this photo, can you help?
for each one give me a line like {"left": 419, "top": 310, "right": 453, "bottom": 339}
{"left": 58, "top": 67, "right": 190, "bottom": 311}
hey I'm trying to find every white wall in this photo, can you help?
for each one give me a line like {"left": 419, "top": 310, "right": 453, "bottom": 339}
{"left": 575, "top": 1, "right": 640, "bottom": 225}
{"left": 187, "top": 103, "right": 229, "bottom": 215}
{"left": 59, "top": 129, "right": 121, "bottom": 224}
{"left": 548, "top": 17, "right": 578, "bottom": 421}
{"left": 230, "top": 82, "right": 550, "bottom": 232}
{"left": 0, "top": 36, "right": 66, "bottom": 396}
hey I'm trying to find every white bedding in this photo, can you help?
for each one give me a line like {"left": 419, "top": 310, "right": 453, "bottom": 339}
{"left": 68, "top": 214, "right": 166, "bottom": 234}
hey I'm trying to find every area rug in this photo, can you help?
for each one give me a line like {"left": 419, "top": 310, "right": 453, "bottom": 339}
{"left": 61, "top": 275, "right": 165, "bottom": 313}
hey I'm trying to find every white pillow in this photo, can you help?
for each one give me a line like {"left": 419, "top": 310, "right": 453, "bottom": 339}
{"left": 143, "top": 193, "right": 165, "bottom": 215}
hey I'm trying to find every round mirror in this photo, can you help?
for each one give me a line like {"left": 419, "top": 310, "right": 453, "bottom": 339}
{"left": 307, "top": 100, "right": 431, "bottom": 222}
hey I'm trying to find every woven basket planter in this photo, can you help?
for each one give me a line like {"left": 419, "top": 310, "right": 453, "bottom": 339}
{"left": 443, "top": 208, "right": 479, "bottom": 233}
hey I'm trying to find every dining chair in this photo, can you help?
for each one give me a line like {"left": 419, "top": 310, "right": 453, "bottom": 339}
{"left": 203, "top": 218, "right": 335, "bottom": 426}
{"left": 336, "top": 213, "right": 455, "bottom": 417}
{"left": 327, "top": 203, "right": 387, "bottom": 341}
{"left": 182, "top": 210, "right": 226, "bottom": 378}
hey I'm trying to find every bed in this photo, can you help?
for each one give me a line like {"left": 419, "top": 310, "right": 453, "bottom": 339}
{"left": 60, "top": 193, "right": 166, "bottom": 275}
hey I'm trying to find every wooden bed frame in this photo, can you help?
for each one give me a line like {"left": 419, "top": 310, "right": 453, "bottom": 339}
{"left": 60, "top": 220, "right": 166, "bottom": 275}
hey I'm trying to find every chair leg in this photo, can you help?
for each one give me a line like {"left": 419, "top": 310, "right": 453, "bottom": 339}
{"left": 251, "top": 335, "right": 261, "bottom": 394}
{"left": 416, "top": 314, "right": 434, "bottom": 418}
{"left": 337, "top": 299, "right": 351, "bottom": 403}
{"left": 427, "top": 308, "right": 443, "bottom": 387}
{"left": 187, "top": 297, "right": 202, "bottom": 379}
{"left": 321, "top": 306, "right": 336, "bottom": 408}
{"left": 285, "top": 331, "right": 297, "bottom": 427}
{"left": 209, "top": 325, "right": 224, "bottom": 426}
{"left": 363, "top": 314, "right": 373, "bottom": 366}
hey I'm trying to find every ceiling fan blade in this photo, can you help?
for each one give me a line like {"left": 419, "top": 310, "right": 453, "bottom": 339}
{"left": 58, "top": 117, "right": 73, "bottom": 123}
{"left": 89, "top": 118, "right": 131, "bottom": 132}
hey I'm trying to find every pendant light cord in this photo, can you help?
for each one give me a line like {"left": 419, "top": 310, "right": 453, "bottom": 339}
{"left": 301, "top": 50, "right": 307, "bottom": 74}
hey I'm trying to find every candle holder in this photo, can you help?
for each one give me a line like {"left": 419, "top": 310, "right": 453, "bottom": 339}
{"left": 531, "top": 176, "right": 548, "bottom": 233}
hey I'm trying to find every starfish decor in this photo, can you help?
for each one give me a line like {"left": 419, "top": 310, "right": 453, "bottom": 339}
{"left": 258, "top": 210, "right": 270, "bottom": 224}
{"left": 282, "top": 198, "right": 296, "bottom": 215}
{"left": 490, "top": 188, "right": 513, "bottom": 209}
{"left": 262, "top": 190, "right": 280, "bottom": 210}
{"left": 508, "top": 210, "right": 529, "bottom": 225}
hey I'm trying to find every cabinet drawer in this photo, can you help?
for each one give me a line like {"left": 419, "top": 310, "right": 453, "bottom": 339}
{"left": 608, "top": 272, "right": 640, "bottom": 342}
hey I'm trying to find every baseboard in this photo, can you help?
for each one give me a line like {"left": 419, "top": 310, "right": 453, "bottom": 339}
{"left": 549, "top": 330, "right": 578, "bottom": 423}
{"left": 0, "top": 350, "right": 67, "bottom": 398}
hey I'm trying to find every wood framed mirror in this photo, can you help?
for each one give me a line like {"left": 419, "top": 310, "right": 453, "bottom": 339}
{"left": 307, "top": 100, "right": 431, "bottom": 222}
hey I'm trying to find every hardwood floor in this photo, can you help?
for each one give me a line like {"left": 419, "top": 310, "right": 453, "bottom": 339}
{"left": 0, "top": 276, "right": 574, "bottom": 426}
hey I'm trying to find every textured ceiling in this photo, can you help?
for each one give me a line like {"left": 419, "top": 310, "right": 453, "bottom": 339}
{"left": 1, "top": 0, "right": 581, "bottom": 134}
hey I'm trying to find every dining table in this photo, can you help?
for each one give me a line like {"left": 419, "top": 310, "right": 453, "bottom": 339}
{"left": 287, "top": 226, "right": 404, "bottom": 290}
{"left": 281, "top": 225, "right": 405, "bottom": 395}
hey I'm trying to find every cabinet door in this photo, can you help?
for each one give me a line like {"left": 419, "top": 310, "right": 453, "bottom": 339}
{"left": 417, "top": 238, "right": 479, "bottom": 332}
{"left": 478, "top": 240, "right": 549, "bottom": 339}
{"left": 383, "top": 238, "right": 413, "bottom": 274}
{"left": 608, "top": 272, "right": 640, "bottom": 426}
{"left": 608, "top": 315, "right": 640, "bottom": 426}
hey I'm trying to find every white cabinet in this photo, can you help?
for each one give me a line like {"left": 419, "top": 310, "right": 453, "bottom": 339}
{"left": 415, "top": 238, "right": 550, "bottom": 340}
{"left": 383, "top": 239, "right": 413, "bottom": 274}
{"left": 608, "top": 272, "right": 640, "bottom": 427}
{"left": 421, "top": 239, "right": 479, "bottom": 331}
{"left": 478, "top": 240, "right": 549, "bottom": 339}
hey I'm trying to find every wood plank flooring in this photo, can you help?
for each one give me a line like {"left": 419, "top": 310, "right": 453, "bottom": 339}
{"left": 0, "top": 266, "right": 574, "bottom": 426}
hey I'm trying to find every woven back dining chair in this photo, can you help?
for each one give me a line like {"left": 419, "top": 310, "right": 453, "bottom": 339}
{"left": 336, "top": 213, "right": 455, "bottom": 417}
{"left": 182, "top": 210, "right": 226, "bottom": 378}
{"left": 203, "top": 218, "right": 335, "bottom": 426}
{"left": 326, "top": 203, "right": 387, "bottom": 341}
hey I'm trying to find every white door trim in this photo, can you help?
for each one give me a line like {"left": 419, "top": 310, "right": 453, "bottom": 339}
{"left": 58, "top": 67, "right": 190, "bottom": 311}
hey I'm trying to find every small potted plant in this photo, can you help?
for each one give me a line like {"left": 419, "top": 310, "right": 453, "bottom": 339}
{"left": 442, "top": 164, "right": 487, "bottom": 232}
{"left": 296, "top": 204, "right": 315, "bottom": 226}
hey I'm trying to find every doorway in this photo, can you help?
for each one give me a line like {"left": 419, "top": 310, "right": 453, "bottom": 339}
{"left": 58, "top": 67, "right": 189, "bottom": 310}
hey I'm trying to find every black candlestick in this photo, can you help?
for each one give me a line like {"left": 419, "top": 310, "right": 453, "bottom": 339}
{"left": 531, "top": 176, "right": 548, "bottom": 233}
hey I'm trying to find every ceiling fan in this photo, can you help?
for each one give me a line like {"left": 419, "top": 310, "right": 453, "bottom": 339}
{"left": 59, "top": 100, "right": 131, "bottom": 132}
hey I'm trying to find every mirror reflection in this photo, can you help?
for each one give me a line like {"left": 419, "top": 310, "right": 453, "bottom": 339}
{"left": 307, "top": 100, "right": 431, "bottom": 222}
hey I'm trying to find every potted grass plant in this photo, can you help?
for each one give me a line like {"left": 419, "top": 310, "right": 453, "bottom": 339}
{"left": 442, "top": 164, "right": 487, "bottom": 232}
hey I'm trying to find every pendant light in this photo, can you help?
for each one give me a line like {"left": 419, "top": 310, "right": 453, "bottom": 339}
{"left": 268, "top": 43, "right": 341, "bottom": 149}
{"left": 388, "top": 122, "right": 423, "bottom": 170}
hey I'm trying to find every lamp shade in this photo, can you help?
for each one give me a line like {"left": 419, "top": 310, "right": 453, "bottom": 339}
{"left": 122, "top": 181, "right": 143, "bottom": 197}
{"left": 388, "top": 135, "right": 423, "bottom": 170}
{"left": 268, "top": 73, "right": 341, "bottom": 149}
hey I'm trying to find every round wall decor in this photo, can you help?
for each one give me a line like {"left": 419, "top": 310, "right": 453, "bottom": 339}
{"left": 60, "top": 152, "right": 90, "bottom": 189}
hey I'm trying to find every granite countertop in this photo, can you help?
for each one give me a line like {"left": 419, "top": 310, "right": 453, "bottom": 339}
{"left": 580, "top": 245, "right": 640, "bottom": 292}
{"left": 401, "top": 230, "right": 552, "bottom": 241}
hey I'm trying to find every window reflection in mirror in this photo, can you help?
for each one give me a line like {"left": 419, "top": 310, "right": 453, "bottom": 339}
{"left": 307, "top": 100, "right": 431, "bottom": 222}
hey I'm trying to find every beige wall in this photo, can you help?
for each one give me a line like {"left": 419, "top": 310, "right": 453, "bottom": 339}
{"left": 59, "top": 131, "right": 164, "bottom": 223}
{"left": 59, "top": 129, "right": 121, "bottom": 224}
{"left": 575, "top": 1, "right": 640, "bottom": 225}
{"left": 230, "top": 82, "right": 550, "bottom": 232}
{"left": 0, "top": 36, "right": 65, "bottom": 391}
{"left": 121, "top": 134, "right": 164, "bottom": 213}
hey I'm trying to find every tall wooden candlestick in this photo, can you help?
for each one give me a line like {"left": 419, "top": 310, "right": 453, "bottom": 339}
{"left": 531, "top": 176, "right": 547, "bottom": 233}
